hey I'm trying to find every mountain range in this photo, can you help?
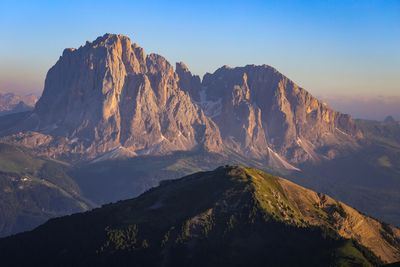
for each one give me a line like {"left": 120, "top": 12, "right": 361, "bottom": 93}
{"left": 0, "top": 143, "right": 91, "bottom": 237}
{"left": 0, "top": 166, "right": 399, "bottom": 266}
{"left": 0, "top": 33, "right": 399, "bottom": 240}
{"left": 1, "top": 34, "right": 360, "bottom": 164}
{"left": 0, "top": 92, "right": 37, "bottom": 116}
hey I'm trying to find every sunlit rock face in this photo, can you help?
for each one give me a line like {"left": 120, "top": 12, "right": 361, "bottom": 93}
{"left": 181, "top": 65, "right": 362, "bottom": 164}
{"left": 31, "top": 34, "right": 223, "bottom": 159}
{"left": 3, "top": 33, "right": 361, "bottom": 165}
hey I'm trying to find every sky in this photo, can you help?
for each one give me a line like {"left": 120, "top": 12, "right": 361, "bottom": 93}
{"left": 0, "top": 0, "right": 399, "bottom": 119}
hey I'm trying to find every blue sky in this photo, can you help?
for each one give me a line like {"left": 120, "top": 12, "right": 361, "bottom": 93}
{"left": 0, "top": 0, "right": 399, "bottom": 98}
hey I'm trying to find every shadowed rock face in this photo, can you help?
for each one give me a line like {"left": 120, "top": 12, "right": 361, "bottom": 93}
{"left": 181, "top": 65, "right": 362, "bottom": 163}
{"left": 31, "top": 34, "right": 222, "bottom": 159}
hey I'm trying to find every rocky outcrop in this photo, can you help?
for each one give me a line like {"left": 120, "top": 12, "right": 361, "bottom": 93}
{"left": 176, "top": 62, "right": 202, "bottom": 102}
{"left": 23, "top": 34, "right": 222, "bottom": 159}
{"left": 181, "top": 65, "right": 362, "bottom": 164}
{"left": 1, "top": 34, "right": 362, "bottom": 166}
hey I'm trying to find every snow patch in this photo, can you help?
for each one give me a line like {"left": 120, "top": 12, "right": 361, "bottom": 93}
{"left": 69, "top": 137, "right": 79, "bottom": 144}
{"left": 267, "top": 147, "right": 301, "bottom": 171}
{"left": 197, "top": 88, "right": 222, "bottom": 118}
{"left": 21, "top": 176, "right": 31, "bottom": 182}
{"left": 42, "top": 123, "right": 58, "bottom": 132}
{"left": 91, "top": 146, "right": 137, "bottom": 163}
{"left": 296, "top": 138, "right": 317, "bottom": 159}
{"left": 335, "top": 127, "right": 350, "bottom": 137}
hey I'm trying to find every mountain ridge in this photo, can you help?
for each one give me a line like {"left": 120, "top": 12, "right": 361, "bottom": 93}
{"left": 183, "top": 63, "right": 362, "bottom": 163}
{"left": 0, "top": 165, "right": 398, "bottom": 266}
{"left": 0, "top": 143, "right": 92, "bottom": 237}
{"left": 0, "top": 92, "right": 37, "bottom": 116}
{"left": 0, "top": 33, "right": 361, "bottom": 167}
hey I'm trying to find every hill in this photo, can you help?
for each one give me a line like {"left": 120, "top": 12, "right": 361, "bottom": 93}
{"left": 0, "top": 143, "right": 92, "bottom": 237}
{"left": 0, "top": 166, "right": 398, "bottom": 266}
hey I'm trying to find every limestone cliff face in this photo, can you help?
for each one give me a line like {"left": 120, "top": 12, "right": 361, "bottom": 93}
{"left": 31, "top": 34, "right": 222, "bottom": 158}
{"left": 175, "top": 62, "right": 202, "bottom": 102}
{"left": 181, "top": 65, "right": 361, "bottom": 164}
{"left": 3, "top": 34, "right": 362, "bottom": 165}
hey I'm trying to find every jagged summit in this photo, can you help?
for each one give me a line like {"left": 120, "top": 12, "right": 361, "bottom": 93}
{"left": 212, "top": 63, "right": 279, "bottom": 73}
{"left": 384, "top": 115, "right": 396, "bottom": 123}
{"left": 90, "top": 33, "right": 132, "bottom": 46}
{"left": 175, "top": 61, "right": 190, "bottom": 72}
{"left": 16, "top": 33, "right": 223, "bottom": 159}
{"left": 207, "top": 64, "right": 281, "bottom": 79}
{"left": 183, "top": 63, "right": 361, "bottom": 163}
{"left": 61, "top": 34, "right": 131, "bottom": 57}
{"left": 1, "top": 33, "right": 361, "bottom": 166}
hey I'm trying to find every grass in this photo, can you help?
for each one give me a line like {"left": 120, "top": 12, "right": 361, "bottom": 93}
{"left": 0, "top": 143, "right": 44, "bottom": 173}
{"left": 334, "top": 240, "right": 376, "bottom": 267}
{"left": 378, "top": 156, "right": 393, "bottom": 168}
{"left": 0, "top": 143, "right": 92, "bottom": 237}
{"left": 0, "top": 165, "right": 384, "bottom": 266}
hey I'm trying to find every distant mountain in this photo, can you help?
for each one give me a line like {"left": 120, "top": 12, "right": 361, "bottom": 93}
{"left": 180, "top": 64, "right": 360, "bottom": 164}
{"left": 8, "top": 34, "right": 222, "bottom": 160}
{"left": 356, "top": 118, "right": 400, "bottom": 145}
{"left": 0, "top": 143, "right": 92, "bottom": 237}
{"left": 384, "top": 116, "right": 397, "bottom": 124}
{"left": 0, "top": 166, "right": 398, "bottom": 266}
{"left": 0, "top": 34, "right": 359, "bottom": 165}
{"left": 0, "top": 92, "right": 37, "bottom": 116}
{"left": 319, "top": 94, "right": 400, "bottom": 122}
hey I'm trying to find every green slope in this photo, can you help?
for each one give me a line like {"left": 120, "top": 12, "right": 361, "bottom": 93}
{"left": 1, "top": 166, "right": 396, "bottom": 267}
{"left": 0, "top": 143, "right": 92, "bottom": 237}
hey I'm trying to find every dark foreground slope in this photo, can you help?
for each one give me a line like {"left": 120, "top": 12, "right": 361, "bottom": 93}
{"left": 1, "top": 166, "right": 399, "bottom": 267}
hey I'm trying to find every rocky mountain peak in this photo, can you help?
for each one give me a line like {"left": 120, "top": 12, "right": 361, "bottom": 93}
{"left": 176, "top": 61, "right": 189, "bottom": 72}
{"left": 176, "top": 62, "right": 201, "bottom": 102}
{"left": 22, "top": 34, "right": 223, "bottom": 159}
{"left": 384, "top": 115, "right": 396, "bottom": 123}
{"left": 0, "top": 93, "right": 38, "bottom": 115}
{"left": 182, "top": 64, "right": 362, "bottom": 164}
{"left": 1, "top": 33, "right": 362, "bottom": 167}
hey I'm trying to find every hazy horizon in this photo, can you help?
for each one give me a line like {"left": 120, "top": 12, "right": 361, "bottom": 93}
{"left": 0, "top": 0, "right": 399, "bottom": 120}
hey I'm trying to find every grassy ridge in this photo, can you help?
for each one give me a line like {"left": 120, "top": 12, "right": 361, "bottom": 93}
{"left": 0, "top": 166, "right": 386, "bottom": 266}
{"left": 0, "top": 143, "right": 91, "bottom": 237}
